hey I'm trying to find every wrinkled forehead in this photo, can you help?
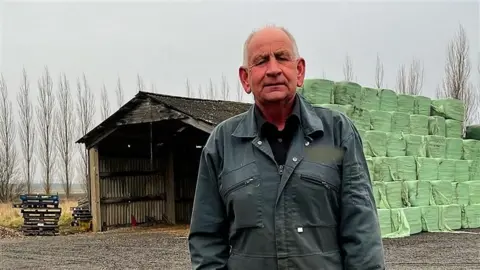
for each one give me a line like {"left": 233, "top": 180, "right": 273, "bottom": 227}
{"left": 247, "top": 32, "right": 295, "bottom": 62}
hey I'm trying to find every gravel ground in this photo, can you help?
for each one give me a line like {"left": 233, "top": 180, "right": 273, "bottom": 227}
{"left": 1, "top": 227, "right": 479, "bottom": 270}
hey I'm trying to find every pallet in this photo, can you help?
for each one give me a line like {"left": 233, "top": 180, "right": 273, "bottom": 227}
{"left": 14, "top": 194, "right": 62, "bottom": 236}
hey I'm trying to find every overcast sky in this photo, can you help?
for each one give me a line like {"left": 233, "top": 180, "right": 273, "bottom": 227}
{"left": 0, "top": 0, "right": 479, "bottom": 121}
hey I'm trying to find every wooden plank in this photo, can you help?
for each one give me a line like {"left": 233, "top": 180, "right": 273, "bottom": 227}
{"left": 89, "top": 147, "right": 102, "bottom": 232}
{"left": 165, "top": 148, "right": 176, "bottom": 224}
{"left": 181, "top": 117, "right": 214, "bottom": 134}
{"left": 99, "top": 170, "right": 163, "bottom": 178}
{"left": 100, "top": 194, "right": 166, "bottom": 204}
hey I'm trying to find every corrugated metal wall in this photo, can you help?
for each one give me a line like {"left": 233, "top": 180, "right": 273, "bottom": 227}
{"left": 99, "top": 158, "right": 166, "bottom": 227}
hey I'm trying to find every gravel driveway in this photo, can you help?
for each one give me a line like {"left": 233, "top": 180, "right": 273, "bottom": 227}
{"left": 1, "top": 228, "right": 479, "bottom": 270}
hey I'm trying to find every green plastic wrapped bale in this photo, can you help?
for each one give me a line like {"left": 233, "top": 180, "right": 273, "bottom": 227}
{"left": 301, "top": 79, "right": 334, "bottom": 104}
{"left": 386, "top": 208, "right": 411, "bottom": 238}
{"left": 425, "top": 135, "right": 446, "bottom": 158}
{"left": 438, "top": 159, "right": 456, "bottom": 181}
{"left": 414, "top": 96, "right": 432, "bottom": 116}
{"left": 438, "top": 204, "right": 462, "bottom": 231}
{"left": 455, "top": 160, "right": 470, "bottom": 182}
{"left": 397, "top": 94, "right": 415, "bottom": 114}
{"left": 377, "top": 209, "right": 392, "bottom": 237}
{"left": 469, "top": 160, "right": 480, "bottom": 181}
{"left": 358, "top": 128, "right": 367, "bottom": 141}
{"left": 391, "top": 112, "right": 410, "bottom": 134}
{"left": 431, "top": 98, "right": 465, "bottom": 121}
{"left": 461, "top": 204, "right": 480, "bottom": 229}
{"left": 379, "top": 89, "right": 398, "bottom": 112}
{"left": 415, "top": 157, "right": 439, "bottom": 180}
{"left": 445, "top": 138, "right": 463, "bottom": 160}
{"left": 409, "top": 115, "right": 429, "bottom": 135}
{"left": 453, "top": 182, "right": 469, "bottom": 205}
{"left": 404, "top": 134, "right": 427, "bottom": 157}
{"left": 373, "top": 182, "right": 390, "bottom": 209}
{"left": 386, "top": 132, "right": 406, "bottom": 157}
{"left": 333, "top": 81, "right": 362, "bottom": 106}
{"left": 385, "top": 181, "right": 405, "bottom": 208}
{"left": 359, "top": 87, "right": 380, "bottom": 111}
{"left": 395, "top": 156, "right": 416, "bottom": 181}
{"left": 404, "top": 207, "right": 423, "bottom": 234}
{"left": 405, "top": 181, "right": 432, "bottom": 207}
{"left": 430, "top": 180, "right": 454, "bottom": 205}
{"left": 373, "top": 157, "right": 397, "bottom": 182}
{"left": 365, "top": 131, "right": 387, "bottom": 157}
{"left": 370, "top": 110, "right": 392, "bottom": 132}
{"left": 463, "top": 140, "right": 480, "bottom": 160}
{"left": 445, "top": 119, "right": 463, "bottom": 138}
{"left": 428, "top": 116, "right": 446, "bottom": 137}
{"left": 350, "top": 107, "right": 371, "bottom": 130}
{"left": 465, "top": 125, "right": 480, "bottom": 140}
{"left": 421, "top": 206, "right": 440, "bottom": 232}
{"left": 316, "top": 104, "right": 354, "bottom": 117}
{"left": 461, "top": 181, "right": 480, "bottom": 204}
{"left": 366, "top": 156, "right": 374, "bottom": 181}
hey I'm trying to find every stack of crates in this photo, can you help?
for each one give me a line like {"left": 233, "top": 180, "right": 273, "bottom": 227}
{"left": 13, "top": 194, "right": 62, "bottom": 236}
{"left": 70, "top": 197, "right": 92, "bottom": 230}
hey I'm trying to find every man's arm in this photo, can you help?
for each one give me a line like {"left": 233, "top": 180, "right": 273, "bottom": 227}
{"left": 188, "top": 138, "right": 230, "bottom": 270}
{"left": 339, "top": 128, "right": 386, "bottom": 270}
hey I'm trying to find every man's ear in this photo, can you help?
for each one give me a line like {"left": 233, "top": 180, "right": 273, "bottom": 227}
{"left": 296, "top": 58, "right": 306, "bottom": 87}
{"left": 238, "top": 66, "right": 251, "bottom": 94}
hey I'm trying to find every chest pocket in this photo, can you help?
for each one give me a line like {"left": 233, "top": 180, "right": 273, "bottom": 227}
{"left": 219, "top": 161, "right": 264, "bottom": 231}
{"left": 293, "top": 160, "right": 341, "bottom": 227}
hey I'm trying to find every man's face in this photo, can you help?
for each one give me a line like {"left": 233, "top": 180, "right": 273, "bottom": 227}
{"left": 239, "top": 28, "right": 306, "bottom": 104}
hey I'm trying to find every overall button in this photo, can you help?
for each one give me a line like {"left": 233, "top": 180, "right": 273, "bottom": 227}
{"left": 292, "top": 157, "right": 298, "bottom": 162}
{"left": 257, "top": 140, "right": 262, "bottom": 145}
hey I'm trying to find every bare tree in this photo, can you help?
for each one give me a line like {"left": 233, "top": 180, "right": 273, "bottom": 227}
{"left": 396, "top": 59, "right": 424, "bottom": 95}
{"left": 221, "top": 74, "right": 230, "bottom": 100}
{"left": 322, "top": 70, "right": 327, "bottom": 79}
{"left": 343, "top": 54, "right": 354, "bottom": 81}
{"left": 375, "top": 53, "right": 385, "bottom": 88}
{"left": 76, "top": 73, "right": 96, "bottom": 193}
{"left": 100, "top": 83, "right": 110, "bottom": 121}
{"left": 36, "top": 66, "right": 56, "bottom": 194}
{"left": 197, "top": 85, "right": 203, "bottom": 99}
{"left": 0, "top": 74, "right": 19, "bottom": 201}
{"left": 208, "top": 79, "right": 215, "bottom": 100}
{"left": 17, "top": 68, "right": 36, "bottom": 194}
{"left": 137, "top": 73, "right": 145, "bottom": 92}
{"left": 116, "top": 76, "right": 124, "bottom": 108}
{"left": 396, "top": 64, "right": 408, "bottom": 94}
{"left": 185, "top": 78, "right": 192, "bottom": 97}
{"left": 236, "top": 81, "right": 243, "bottom": 102}
{"left": 150, "top": 83, "right": 157, "bottom": 93}
{"left": 438, "top": 24, "right": 477, "bottom": 124}
{"left": 56, "top": 73, "right": 75, "bottom": 198}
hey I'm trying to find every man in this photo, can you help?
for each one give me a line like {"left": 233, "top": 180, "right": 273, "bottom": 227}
{"left": 188, "top": 25, "right": 385, "bottom": 270}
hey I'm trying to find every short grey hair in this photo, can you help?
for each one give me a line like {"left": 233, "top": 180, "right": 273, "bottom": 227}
{"left": 242, "top": 25, "right": 300, "bottom": 67}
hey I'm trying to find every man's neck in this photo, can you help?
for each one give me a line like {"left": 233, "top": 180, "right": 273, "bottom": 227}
{"left": 257, "top": 95, "right": 296, "bottom": 131}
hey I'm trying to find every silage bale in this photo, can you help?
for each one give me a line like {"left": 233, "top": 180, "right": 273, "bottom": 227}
{"left": 397, "top": 94, "right": 415, "bottom": 114}
{"left": 391, "top": 112, "right": 410, "bottom": 134}
{"left": 463, "top": 139, "right": 480, "bottom": 160}
{"left": 384, "top": 181, "right": 405, "bottom": 208}
{"left": 455, "top": 160, "right": 470, "bottom": 182}
{"left": 438, "top": 204, "right": 462, "bottom": 231}
{"left": 465, "top": 125, "right": 480, "bottom": 140}
{"left": 461, "top": 181, "right": 480, "bottom": 204}
{"left": 333, "top": 81, "right": 362, "bottom": 106}
{"left": 365, "top": 131, "right": 387, "bottom": 157}
{"left": 317, "top": 104, "right": 354, "bottom": 117}
{"left": 373, "top": 182, "right": 390, "bottom": 208}
{"left": 395, "top": 156, "right": 416, "bottom": 181}
{"left": 415, "top": 157, "right": 439, "bottom": 180}
{"left": 376, "top": 209, "right": 392, "bottom": 237}
{"left": 404, "top": 180, "right": 432, "bottom": 207}
{"left": 430, "top": 180, "right": 454, "bottom": 205}
{"left": 425, "top": 135, "right": 446, "bottom": 158}
{"left": 403, "top": 207, "right": 422, "bottom": 234}
{"left": 387, "top": 208, "right": 411, "bottom": 238}
{"left": 301, "top": 79, "right": 335, "bottom": 104}
{"left": 453, "top": 182, "right": 470, "bottom": 205}
{"left": 414, "top": 95, "right": 432, "bottom": 116}
{"left": 431, "top": 98, "right": 465, "bottom": 121}
{"left": 370, "top": 110, "right": 392, "bottom": 132}
{"left": 409, "top": 115, "right": 429, "bottom": 135}
{"left": 350, "top": 107, "right": 371, "bottom": 130}
{"left": 469, "top": 160, "right": 480, "bottom": 182}
{"left": 366, "top": 156, "right": 375, "bottom": 181}
{"left": 461, "top": 204, "right": 480, "bottom": 229}
{"left": 373, "top": 157, "right": 397, "bottom": 182}
{"left": 428, "top": 116, "right": 446, "bottom": 137}
{"left": 445, "top": 138, "right": 463, "bottom": 160}
{"left": 438, "top": 159, "right": 456, "bottom": 181}
{"left": 445, "top": 119, "right": 463, "bottom": 138}
{"left": 421, "top": 206, "right": 440, "bottom": 232}
{"left": 404, "top": 134, "right": 427, "bottom": 157}
{"left": 386, "top": 132, "right": 406, "bottom": 157}
{"left": 359, "top": 87, "right": 380, "bottom": 111}
{"left": 379, "top": 88, "right": 398, "bottom": 112}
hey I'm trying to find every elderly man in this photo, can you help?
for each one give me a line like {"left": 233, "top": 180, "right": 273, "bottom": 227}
{"left": 188, "top": 25, "right": 385, "bottom": 270}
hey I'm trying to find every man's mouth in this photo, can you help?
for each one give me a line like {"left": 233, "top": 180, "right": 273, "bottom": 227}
{"left": 264, "top": 83, "right": 285, "bottom": 87}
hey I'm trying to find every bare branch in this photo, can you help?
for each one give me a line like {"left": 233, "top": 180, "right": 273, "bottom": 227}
{"left": 396, "top": 64, "right": 408, "bottom": 94}
{"left": 36, "top": 66, "right": 56, "bottom": 194}
{"left": 55, "top": 73, "right": 75, "bottom": 198}
{"left": 137, "top": 73, "right": 145, "bottom": 92}
{"left": 208, "top": 79, "right": 215, "bottom": 100}
{"left": 375, "top": 53, "right": 384, "bottom": 88}
{"left": 343, "top": 54, "right": 354, "bottom": 81}
{"left": 322, "top": 70, "right": 327, "bottom": 79}
{"left": 236, "top": 81, "right": 243, "bottom": 102}
{"left": 406, "top": 58, "right": 424, "bottom": 95}
{"left": 100, "top": 84, "right": 110, "bottom": 121}
{"left": 221, "top": 74, "right": 230, "bottom": 100}
{"left": 185, "top": 78, "right": 192, "bottom": 97}
{"left": 115, "top": 76, "right": 124, "bottom": 108}
{"left": 17, "top": 68, "right": 36, "bottom": 195}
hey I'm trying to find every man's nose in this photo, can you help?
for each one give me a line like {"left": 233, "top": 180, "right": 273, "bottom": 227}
{"left": 266, "top": 59, "right": 282, "bottom": 77}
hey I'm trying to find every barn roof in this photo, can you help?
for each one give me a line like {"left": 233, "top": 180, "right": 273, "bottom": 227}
{"left": 76, "top": 91, "right": 252, "bottom": 148}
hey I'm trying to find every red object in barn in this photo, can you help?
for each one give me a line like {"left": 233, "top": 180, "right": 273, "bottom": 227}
{"left": 131, "top": 215, "right": 137, "bottom": 227}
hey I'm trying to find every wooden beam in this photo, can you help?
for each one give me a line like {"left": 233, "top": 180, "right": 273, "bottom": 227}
{"left": 165, "top": 147, "right": 176, "bottom": 224}
{"left": 89, "top": 147, "right": 102, "bottom": 232}
{"left": 100, "top": 194, "right": 166, "bottom": 204}
{"left": 86, "top": 127, "right": 118, "bottom": 149}
{"left": 181, "top": 117, "right": 214, "bottom": 134}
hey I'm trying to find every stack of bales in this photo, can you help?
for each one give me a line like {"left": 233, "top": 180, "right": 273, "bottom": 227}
{"left": 299, "top": 79, "right": 480, "bottom": 238}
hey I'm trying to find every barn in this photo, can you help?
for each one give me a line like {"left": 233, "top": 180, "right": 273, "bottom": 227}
{"left": 76, "top": 91, "right": 251, "bottom": 232}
